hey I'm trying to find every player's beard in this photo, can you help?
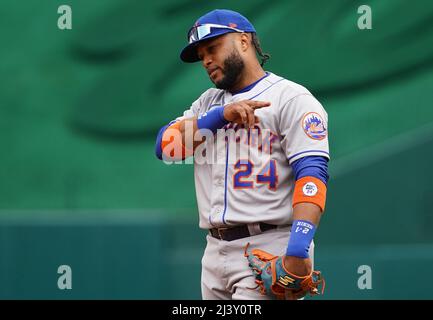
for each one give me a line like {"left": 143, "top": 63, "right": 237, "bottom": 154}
{"left": 214, "top": 49, "right": 245, "bottom": 91}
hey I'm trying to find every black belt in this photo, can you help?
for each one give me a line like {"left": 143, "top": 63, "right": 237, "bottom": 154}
{"left": 209, "top": 223, "right": 277, "bottom": 241}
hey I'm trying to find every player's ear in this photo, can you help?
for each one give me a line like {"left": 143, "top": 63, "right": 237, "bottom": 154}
{"left": 239, "top": 33, "right": 251, "bottom": 52}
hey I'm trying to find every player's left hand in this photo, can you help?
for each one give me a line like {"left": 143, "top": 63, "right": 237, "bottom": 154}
{"left": 283, "top": 256, "right": 312, "bottom": 278}
{"left": 244, "top": 243, "right": 325, "bottom": 300}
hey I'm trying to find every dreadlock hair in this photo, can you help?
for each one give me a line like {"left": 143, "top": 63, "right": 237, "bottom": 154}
{"left": 251, "top": 33, "right": 271, "bottom": 67}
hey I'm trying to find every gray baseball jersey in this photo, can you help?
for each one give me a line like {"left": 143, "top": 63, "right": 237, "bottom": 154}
{"left": 173, "top": 72, "right": 329, "bottom": 229}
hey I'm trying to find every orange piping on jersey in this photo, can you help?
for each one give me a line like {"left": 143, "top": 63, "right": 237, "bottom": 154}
{"left": 161, "top": 122, "right": 194, "bottom": 161}
{"left": 292, "top": 176, "right": 327, "bottom": 212}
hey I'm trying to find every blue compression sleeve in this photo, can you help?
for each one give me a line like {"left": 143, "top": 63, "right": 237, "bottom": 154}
{"left": 286, "top": 220, "right": 316, "bottom": 258}
{"left": 197, "top": 106, "right": 228, "bottom": 134}
{"left": 291, "top": 156, "right": 329, "bottom": 185}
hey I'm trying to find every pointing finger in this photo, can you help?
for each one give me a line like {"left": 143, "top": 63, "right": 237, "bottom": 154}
{"left": 245, "top": 100, "right": 271, "bottom": 109}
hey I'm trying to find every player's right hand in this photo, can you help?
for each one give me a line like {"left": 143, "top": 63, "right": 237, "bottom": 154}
{"left": 223, "top": 100, "right": 271, "bottom": 128}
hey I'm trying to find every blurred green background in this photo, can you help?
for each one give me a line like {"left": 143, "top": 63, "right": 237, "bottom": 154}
{"left": 1, "top": 0, "right": 433, "bottom": 299}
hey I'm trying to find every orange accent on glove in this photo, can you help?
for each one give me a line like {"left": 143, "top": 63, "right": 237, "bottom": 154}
{"left": 243, "top": 243, "right": 325, "bottom": 300}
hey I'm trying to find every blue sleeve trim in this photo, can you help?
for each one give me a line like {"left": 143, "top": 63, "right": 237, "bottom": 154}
{"left": 155, "top": 124, "right": 170, "bottom": 160}
{"left": 287, "top": 150, "right": 329, "bottom": 162}
{"left": 286, "top": 220, "right": 316, "bottom": 258}
{"left": 291, "top": 156, "right": 329, "bottom": 185}
{"left": 197, "top": 106, "right": 228, "bottom": 134}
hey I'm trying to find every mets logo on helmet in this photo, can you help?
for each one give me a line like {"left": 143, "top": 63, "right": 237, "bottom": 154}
{"left": 302, "top": 112, "right": 327, "bottom": 140}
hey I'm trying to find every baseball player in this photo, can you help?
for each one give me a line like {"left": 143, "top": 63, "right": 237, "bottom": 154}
{"left": 155, "top": 9, "right": 329, "bottom": 300}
